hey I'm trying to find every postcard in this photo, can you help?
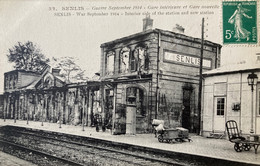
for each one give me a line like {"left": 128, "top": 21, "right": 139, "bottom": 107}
{"left": 0, "top": 0, "right": 259, "bottom": 165}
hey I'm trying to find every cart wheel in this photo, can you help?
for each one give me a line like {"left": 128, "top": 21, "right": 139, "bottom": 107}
{"left": 234, "top": 143, "right": 243, "bottom": 152}
{"left": 243, "top": 144, "right": 251, "bottom": 151}
{"left": 166, "top": 139, "right": 172, "bottom": 143}
{"left": 175, "top": 138, "right": 183, "bottom": 142}
{"left": 158, "top": 135, "right": 163, "bottom": 143}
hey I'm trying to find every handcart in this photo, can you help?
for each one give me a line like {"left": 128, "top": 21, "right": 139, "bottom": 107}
{"left": 226, "top": 120, "right": 260, "bottom": 154}
{"left": 157, "top": 127, "right": 191, "bottom": 143}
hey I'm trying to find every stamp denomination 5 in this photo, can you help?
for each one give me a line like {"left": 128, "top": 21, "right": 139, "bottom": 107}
{"left": 223, "top": 1, "right": 257, "bottom": 44}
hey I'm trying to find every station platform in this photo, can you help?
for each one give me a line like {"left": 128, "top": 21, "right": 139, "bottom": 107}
{"left": 0, "top": 119, "right": 259, "bottom": 165}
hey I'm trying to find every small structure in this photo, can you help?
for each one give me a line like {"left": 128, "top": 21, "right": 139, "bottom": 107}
{"left": 202, "top": 60, "right": 260, "bottom": 137}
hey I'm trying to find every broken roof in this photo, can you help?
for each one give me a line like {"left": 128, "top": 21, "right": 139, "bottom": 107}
{"left": 100, "top": 28, "right": 221, "bottom": 48}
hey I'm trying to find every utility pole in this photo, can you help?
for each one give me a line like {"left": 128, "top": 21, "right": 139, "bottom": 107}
{"left": 82, "top": 91, "right": 85, "bottom": 131}
{"left": 155, "top": 31, "right": 161, "bottom": 119}
{"left": 198, "top": 18, "right": 204, "bottom": 135}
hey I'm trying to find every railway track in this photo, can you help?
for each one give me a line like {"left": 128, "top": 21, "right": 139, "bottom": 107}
{"left": 0, "top": 139, "right": 84, "bottom": 166}
{"left": 0, "top": 126, "right": 193, "bottom": 166}
{"left": 10, "top": 131, "right": 190, "bottom": 165}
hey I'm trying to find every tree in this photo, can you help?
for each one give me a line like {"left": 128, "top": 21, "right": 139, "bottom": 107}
{"left": 7, "top": 41, "right": 49, "bottom": 72}
{"left": 51, "top": 57, "right": 88, "bottom": 83}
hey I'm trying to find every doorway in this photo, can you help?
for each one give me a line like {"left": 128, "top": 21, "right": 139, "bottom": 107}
{"left": 182, "top": 88, "right": 192, "bottom": 130}
{"left": 213, "top": 97, "right": 226, "bottom": 132}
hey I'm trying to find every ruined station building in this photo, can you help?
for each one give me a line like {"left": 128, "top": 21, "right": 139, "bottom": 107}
{"left": 100, "top": 16, "right": 222, "bottom": 134}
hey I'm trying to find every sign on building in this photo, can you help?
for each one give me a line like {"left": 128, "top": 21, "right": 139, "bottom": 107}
{"left": 164, "top": 51, "right": 212, "bottom": 68}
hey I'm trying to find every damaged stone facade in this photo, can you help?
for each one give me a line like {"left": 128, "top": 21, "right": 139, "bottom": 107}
{"left": 1, "top": 66, "right": 100, "bottom": 127}
{"left": 0, "top": 18, "right": 222, "bottom": 135}
{"left": 100, "top": 26, "right": 221, "bottom": 134}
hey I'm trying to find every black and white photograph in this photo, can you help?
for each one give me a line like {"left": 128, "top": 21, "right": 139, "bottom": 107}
{"left": 0, "top": 0, "right": 259, "bottom": 165}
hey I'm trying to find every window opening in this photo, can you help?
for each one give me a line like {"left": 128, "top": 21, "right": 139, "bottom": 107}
{"left": 106, "top": 51, "right": 115, "bottom": 75}
{"left": 119, "top": 47, "right": 130, "bottom": 73}
{"left": 216, "top": 97, "right": 225, "bottom": 116}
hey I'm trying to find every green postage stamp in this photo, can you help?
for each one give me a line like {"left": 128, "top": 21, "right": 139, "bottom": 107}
{"left": 223, "top": 1, "right": 257, "bottom": 44}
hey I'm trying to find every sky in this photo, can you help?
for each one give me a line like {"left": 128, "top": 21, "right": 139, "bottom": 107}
{"left": 0, "top": 0, "right": 259, "bottom": 93}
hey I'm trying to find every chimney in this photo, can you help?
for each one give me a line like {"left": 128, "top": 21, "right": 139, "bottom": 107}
{"left": 52, "top": 68, "right": 61, "bottom": 76}
{"left": 172, "top": 24, "right": 185, "bottom": 34}
{"left": 143, "top": 14, "right": 153, "bottom": 31}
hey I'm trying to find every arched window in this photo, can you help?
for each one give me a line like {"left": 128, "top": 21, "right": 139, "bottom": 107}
{"left": 119, "top": 47, "right": 130, "bottom": 73}
{"left": 44, "top": 76, "right": 54, "bottom": 88}
{"left": 106, "top": 51, "right": 115, "bottom": 75}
